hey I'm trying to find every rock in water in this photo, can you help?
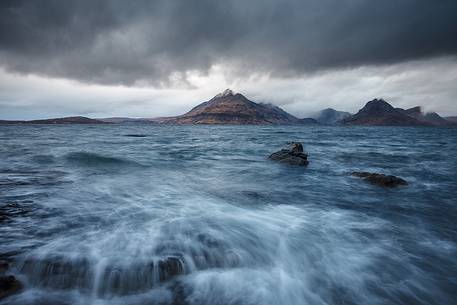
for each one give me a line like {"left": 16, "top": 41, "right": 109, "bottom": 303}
{"left": 0, "top": 261, "right": 8, "bottom": 273}
{"left": 269, "top": 142, "right": 309, "bottom": 166}
{"left": 158, "top": 256, "right": 185, "bottom": 282}
{"left": 352, "top": 172, "right": 408, "bottom": 187}
{"left": 0, "top": 275, "right": 22, "bottom": 300}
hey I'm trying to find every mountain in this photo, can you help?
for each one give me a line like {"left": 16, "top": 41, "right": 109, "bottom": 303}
{"left": 314, "top": 108, "right": 351, "bottom": 125}
{"left": 0, "top": 116, "right": 107, "bottom": 124}
{"left": 298, "top": 118, "right": 319, "bottom": 125}
{"left": 154, "top": 89, "right": 314, "bottom": 125}
{"left": 344, "top": 99, "right": 457, "bottom": 126}
{"left": 398, "top": 106, "right": 454, "bottom": 126}
{"left": 343, "top": 99, "right": 427, "bottom": 126}
{"left": 445, "top": 116, "right": 457, "bottom": 123}
{"left": 420, "top": 112, "right": 453, "bottom": 126}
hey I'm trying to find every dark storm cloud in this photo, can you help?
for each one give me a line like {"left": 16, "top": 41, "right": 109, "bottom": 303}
{"left": 1, "top": 0, "right": 456, "bottom": 85}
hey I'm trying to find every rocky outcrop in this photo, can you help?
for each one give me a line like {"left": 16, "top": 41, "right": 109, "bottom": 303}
{"left": 352, "top": 172, "right": 408, "bottom": 187}
{"left": 158, "top": 256, "right": 184, "bottom": 282}
{"left": 269, "top": 142, "right": 309, "bottom": 166}
{"left": 0, "top": 275, "right": 22, "bottom": 300}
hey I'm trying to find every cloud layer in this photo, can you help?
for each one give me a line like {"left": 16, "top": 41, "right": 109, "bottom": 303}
{"left": 1, "top": 57, "right": 456, "bottom": 120}
{"left": 1, "top": 0, "right": 457, "bottom": 85}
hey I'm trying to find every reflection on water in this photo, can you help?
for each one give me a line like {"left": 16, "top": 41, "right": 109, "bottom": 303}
{"left": 0, "top": 125, "right": 456, "bottom": 305}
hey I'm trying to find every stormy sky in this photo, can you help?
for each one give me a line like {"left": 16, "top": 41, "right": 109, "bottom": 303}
{"left": 1, "top": 0, "right": 457, "bottom": 119}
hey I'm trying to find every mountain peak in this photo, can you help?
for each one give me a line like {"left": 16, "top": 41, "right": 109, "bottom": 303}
{"left": 214, "top": 89, "right": 235, "bottom": 99}
{"left": 405, "top": 106, "right": 422, "bottom": 115}
{"left": 344, "top": 98, "right": 426, "bottom": 126}
{"left": 156, "top": 90, "right": 310, "bottom": 125}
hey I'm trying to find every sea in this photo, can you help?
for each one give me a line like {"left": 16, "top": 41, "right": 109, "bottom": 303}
{"left": 0, "top": 124, "right": 456, "bottom": 305}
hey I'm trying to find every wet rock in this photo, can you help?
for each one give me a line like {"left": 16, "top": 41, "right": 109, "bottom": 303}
{"left": 21, "top": 255, "right": 186, "bottom": 296}
{"left": 290, "top": 142, "right": 303, "bottom": 153}
{"left": 241, "top": 190, "right": 264, "bottom": 199}
{"left": 170, "top": 281, "right": 190, "bottom": 305}
{"left": 0, "top": 261, "right": 8, "bottom": 273}
{"left": 0, "top": 275, "right": 22, "bottom": 300}
{"left": 124, "top": 134, "right": 147, "bottom": 137}
{"left": 196, "top": 233, "right": 220, "bottom": 248}
{"left": 97, "top": 261, "right": 155, "bottom": 296}
{"left": 352, "top": 172, "right": 408, "bottom": 187}
{"left": 20, "top": 256, "right": 93, "bottom": 290}
{"left": 158, "top": 256, "right": 185, "bottom": 282}
{"left": 269, "top": 142, "right": 309, "bottom": 166}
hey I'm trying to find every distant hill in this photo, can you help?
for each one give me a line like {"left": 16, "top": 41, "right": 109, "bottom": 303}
{"left": 0, "top": 116, "right": 107, "bottom": 124}
{"left": 343, "top": 99, "right": 428, "bottom": 126}
{"left": 153, "top": 89, "right": 316, "bottom": 125}
{"left": 344, "top": 99, "right": 455, "bottom": 126}
{"left": 445, "top": 116, "right": 457, "bottom": 123}
{"left": 398, "top": 106, "right": 453, "bottom": 126}
{"left": 314, "top": 108, "right": 351, "bottom": 125}
{"left": 298, "top": 118, "right": 319, "bottom": 125}
{"left": 96, "top": 117, "right": 158, "bottom": 124}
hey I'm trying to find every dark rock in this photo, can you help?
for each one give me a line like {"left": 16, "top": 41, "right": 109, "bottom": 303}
{"left": 289, "top": 142, "right": 303, "bottom": 153}
{"left": 158, "top": 256, "right": 185, "bottom": 282}
{"left": 0, "top": 275, "right": 22, "bottom": 300}
{"left": 170, "top": 281, "right": 190, "bottom": 305}
{"left": 269, "top": 142, "right": 309, "bottom": 166}
{"left": 20, "top": 256, "right": 92, "bottom": 290}
{"left": 0, "top": 261, "right": 8, "bottom": 273}
{"left": 124, "top": 134, "right": 147, "bottom": 137}
{"left": 241, "top": 190, "right": 264, "bottom": 199}
{"left": 352, "top": 172, "right": 408, "bottom": 187}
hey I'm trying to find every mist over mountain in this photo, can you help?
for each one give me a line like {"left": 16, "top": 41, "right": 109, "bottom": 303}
{"left": 153, "top": 89, "right": 315, "bottom": 125}
{"left": 314, "top": 108, "right": 352, "bottom": 125}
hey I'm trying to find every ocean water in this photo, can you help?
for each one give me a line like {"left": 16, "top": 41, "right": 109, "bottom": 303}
{"left": 0, "top": 124, "right": 456, "bottom": 305}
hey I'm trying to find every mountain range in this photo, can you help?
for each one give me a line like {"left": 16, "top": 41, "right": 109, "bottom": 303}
{"left": 0, "top": 90, "right": 455, "bottom": 126}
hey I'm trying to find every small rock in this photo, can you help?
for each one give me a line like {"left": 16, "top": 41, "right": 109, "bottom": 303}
{"left": 269, "top": 142, "right": 309, "bottom": 166}
{"left": 241, "top": 190, "right": 263, "bottom": 199}
{"left": 352, "top": 172, "right": 408, "bottom": 187}
{"left": 0, "top": 275, "right": 22, "bottom": 300}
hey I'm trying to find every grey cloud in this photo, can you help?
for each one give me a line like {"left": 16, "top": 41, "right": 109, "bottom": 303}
{"left": 1, "top": 0, "right": 457, "bottom": 85}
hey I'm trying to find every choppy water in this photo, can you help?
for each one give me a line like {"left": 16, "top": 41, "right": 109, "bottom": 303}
{"left": 0, "top": 125, "right": 456, "bottom": 305}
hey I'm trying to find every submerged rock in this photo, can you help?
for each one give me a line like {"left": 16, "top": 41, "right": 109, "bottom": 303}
{"left": 352, "top": 172, "right": 408, "bottom": 187}
{"left": 0, "top": 261, "right": 9, "bottom": 273}
{"left": 158, "top": 256, "right": 185, "bottom": 282}
{"left": 269, "top": 142, "right": 309, "bottom": 166}
{"left": 19, "top": 254, "right": 188, "bottom": 296}
{"left": 0, "top": 275, "right": 22, "bottom": 300}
